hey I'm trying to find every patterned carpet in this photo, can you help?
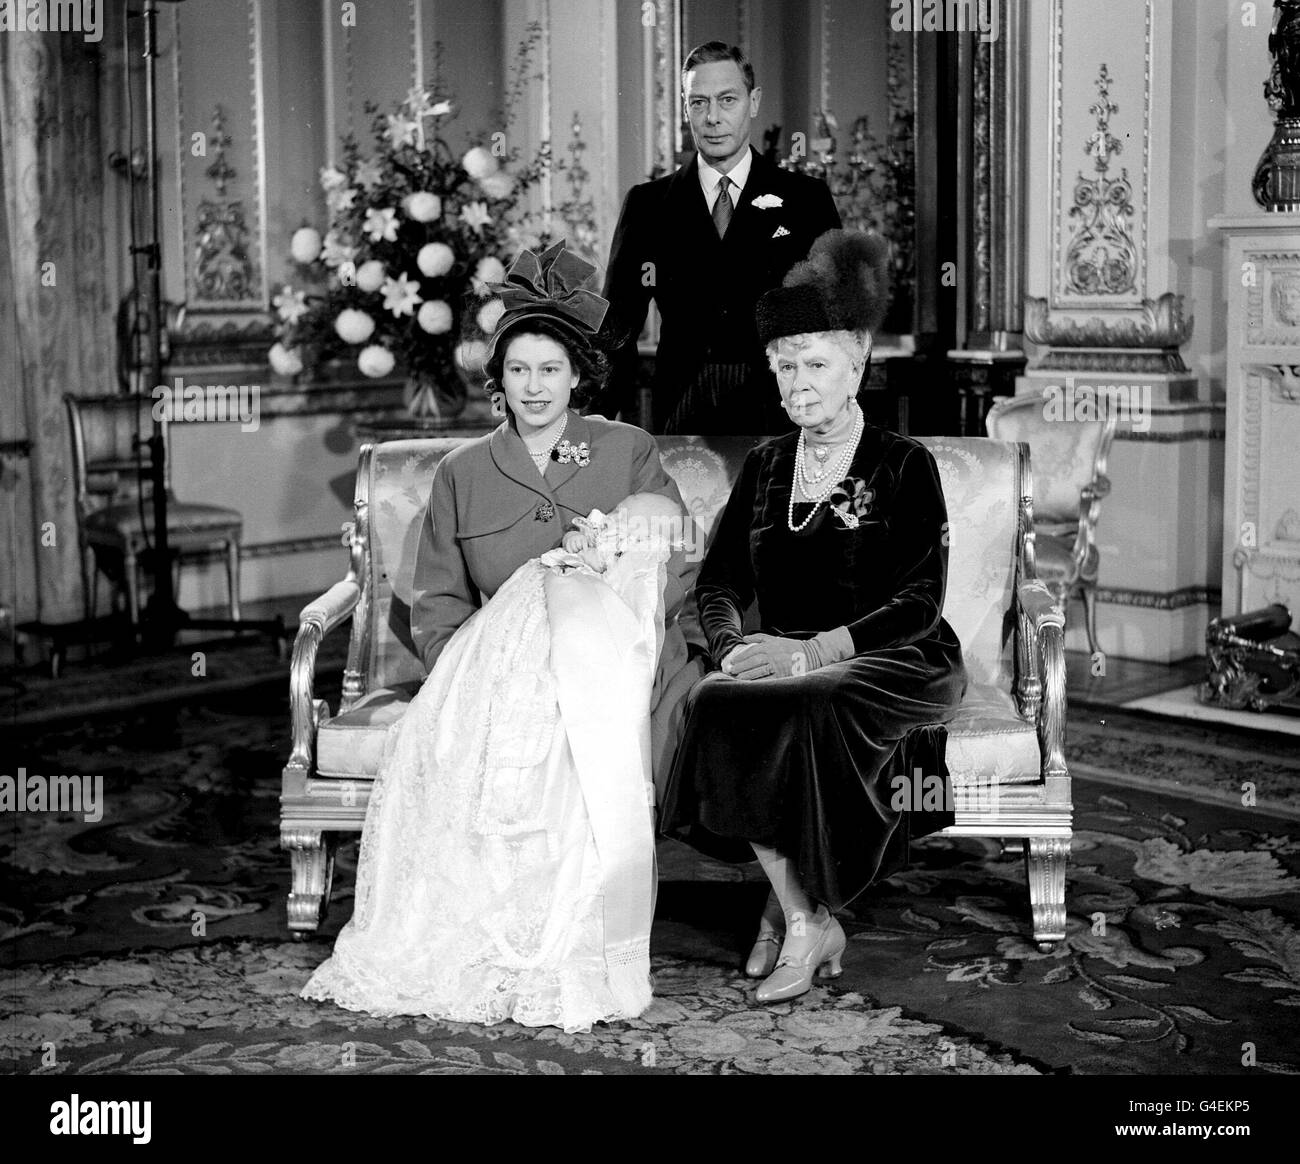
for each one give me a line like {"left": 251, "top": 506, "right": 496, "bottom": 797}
{"left": 3, "top": 682, "right": 1299, "bottom": 1075}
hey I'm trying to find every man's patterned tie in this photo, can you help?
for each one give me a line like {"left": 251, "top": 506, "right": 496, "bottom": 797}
{"left": 712, "top": 175, "right": 733, "bottom": 239}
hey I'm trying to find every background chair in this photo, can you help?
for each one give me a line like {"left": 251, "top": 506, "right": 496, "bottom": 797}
{"left": 282, "top": 434, "right": 1070, "bottom": 951}
{"left": 64, "top": 394, "right": 244, "bottom": 628}
{"left": 986, "top": 390, "right": 1117, "bottom": 655}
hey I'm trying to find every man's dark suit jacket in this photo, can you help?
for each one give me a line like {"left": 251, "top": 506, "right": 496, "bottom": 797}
{"left": 601, "top": 148, "right": 841, "bottom": 434}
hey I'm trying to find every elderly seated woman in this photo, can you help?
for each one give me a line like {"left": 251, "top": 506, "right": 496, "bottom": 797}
{"left": 660, "top": 231, "right": 968, "bottom": 1003}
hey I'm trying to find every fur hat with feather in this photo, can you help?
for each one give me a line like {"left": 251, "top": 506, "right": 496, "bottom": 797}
{"left": 756, "top": 229, "right": 891, "bottom": 347}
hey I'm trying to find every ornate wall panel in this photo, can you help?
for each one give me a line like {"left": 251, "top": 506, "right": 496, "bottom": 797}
{"left": 169, "top": 0, "right": 270, "bottom": 314}
{"left": 1047, "top": 0, "right": 1162, "bottom": 315}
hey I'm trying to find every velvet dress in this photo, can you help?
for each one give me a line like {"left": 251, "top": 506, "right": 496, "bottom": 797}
{"left": 659, "top": 422, "right": 968, "bottom": 909}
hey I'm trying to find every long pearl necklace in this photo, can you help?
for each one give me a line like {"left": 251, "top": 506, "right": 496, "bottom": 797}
{"left": 525, "top": 413, "right": 568, "bottom": 472}
{"left": 787, "top": 405, "right": 864, "bottom": 533}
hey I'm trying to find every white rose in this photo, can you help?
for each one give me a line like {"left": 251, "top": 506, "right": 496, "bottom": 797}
{"left": 354, "top": 260, "right": 387, "bottom": 293}
{"left": 478, "top": 171, "right": 514, "bottom": 201}
{"left": 405, "top": 191, "right": 443, "bottom": 222}
{"left": 454, "top": 339, "right": 488, "bottom": 374}
{"left": 476, "top": 298, "right": 506, "bottom": 334}
{"left": 334, "top": 308, "right": 376, "bottom": 344}
{"left": 417, "top": 300, "right": 453, "bottom": 334}
{"left": 462, "top": 146, "right": 499, "bottom": 180}
{"left": 417, "top": 242, "right": 455, "bottom": 278}
{"left": 290, "top": 227, "right": 322, "bottom": 264}
{"left": 472, "top": 256, "right": 507, "bottom": 295}
{"left": 268, "top": 342, "right": 303, "bottom": 376}
{"left": 357, "top": 344, "right": 395, "bottom": 378}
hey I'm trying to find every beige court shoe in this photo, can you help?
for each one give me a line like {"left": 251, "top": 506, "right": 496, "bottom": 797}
{"left": 755, "top": 915, "right": 846, "bottom": 1004}
{"left": 744, "top": 889, "right": 785, "bottom": 978}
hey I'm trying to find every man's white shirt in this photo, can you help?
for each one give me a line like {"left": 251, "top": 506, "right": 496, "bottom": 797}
{"left": 698, "top": 149, "right": 753, "bottom": 213}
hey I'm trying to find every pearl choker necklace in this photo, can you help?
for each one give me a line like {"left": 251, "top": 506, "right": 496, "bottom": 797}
{"left": 787, "top": 406, "right": 864, "bottom": 532}
{"left": 526, "top": 414, "right": 568, "bottom": 470}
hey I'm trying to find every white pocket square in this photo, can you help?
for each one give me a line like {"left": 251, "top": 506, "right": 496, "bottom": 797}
{"left": 771, "top": 225, "right": 791, "bottom": 238}
{"left": 752, "top": 193, "right": 783, "bottom": 209}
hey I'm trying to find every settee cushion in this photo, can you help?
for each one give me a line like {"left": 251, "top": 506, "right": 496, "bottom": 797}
{"left": 316, "top": 683, "right": 419, "bottom": 779}
{"left": 945, "top": 681, "right": 1042, "bottom": 791}
{"left": 315, "top": 677, "right": 1040, "bottom": 792}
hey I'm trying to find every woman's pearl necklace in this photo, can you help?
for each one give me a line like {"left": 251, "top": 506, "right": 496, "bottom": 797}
{"left": 787, "top": 405, "right": 864, "bottom": 533}
{"left": 526, "top": 413, "right": 568, "bottom": 471}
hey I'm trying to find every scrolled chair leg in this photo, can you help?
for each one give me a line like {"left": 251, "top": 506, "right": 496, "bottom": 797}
{"left": 281, "top": 828, "right": 338, "bottom": 937}
{"left": 1025, "top": 836, "right": 1069, "bottom": 952}
{"left": 1079, "top": 585, "right": 1101, "bottom": 657}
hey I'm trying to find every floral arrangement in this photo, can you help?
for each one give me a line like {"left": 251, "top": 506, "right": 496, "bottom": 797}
{"left": 267, "top": 31, "right": 553, "bottom": 420}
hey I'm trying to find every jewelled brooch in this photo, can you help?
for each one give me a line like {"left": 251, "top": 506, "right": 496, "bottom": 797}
{"left": 554, "top": 439, "right": 590, "bottom": 467}
{"left": 829, "top": 477, "right": 874, "bottom": 529}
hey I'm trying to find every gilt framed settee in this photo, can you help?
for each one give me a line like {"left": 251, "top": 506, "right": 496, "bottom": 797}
{"left": 281, "top": 435, "right": 1071, "bottom": 950}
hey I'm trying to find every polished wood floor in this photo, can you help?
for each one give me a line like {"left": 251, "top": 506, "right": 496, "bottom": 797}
{"left": 1064, "top": 651, "right": 1206, "bottom": 709}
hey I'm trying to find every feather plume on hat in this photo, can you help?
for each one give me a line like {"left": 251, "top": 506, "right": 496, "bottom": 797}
{"left": 755, "top": 229, "right": 892, "bottom": 347}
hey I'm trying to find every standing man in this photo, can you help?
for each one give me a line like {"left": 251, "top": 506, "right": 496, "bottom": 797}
{"left": 601, "top": 41, "right": 842, "bottom": 434}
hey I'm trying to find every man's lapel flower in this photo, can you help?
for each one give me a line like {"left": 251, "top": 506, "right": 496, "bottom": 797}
{"left": 751, "top": 193, "right": 784, "bottom": 209}
{"left": 829, "top": 477, "right": 875, "bottom": 529}
{"left": 554, "top": 439, "right": 590, "bottom": 467}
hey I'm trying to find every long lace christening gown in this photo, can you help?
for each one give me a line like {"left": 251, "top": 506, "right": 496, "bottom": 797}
{"left": 301, "top": 527, "right": 668, "bottom": 1033}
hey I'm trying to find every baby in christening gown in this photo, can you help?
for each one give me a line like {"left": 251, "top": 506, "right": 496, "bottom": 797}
{"left": 301, "top": 492, "right": 681, "bottom": 1033}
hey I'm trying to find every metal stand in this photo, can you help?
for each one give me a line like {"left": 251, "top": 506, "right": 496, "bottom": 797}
{"left": 127, "top": 0, "right": 283, "bottom": 655}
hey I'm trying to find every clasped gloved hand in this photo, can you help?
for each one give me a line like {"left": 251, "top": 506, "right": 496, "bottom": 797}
{"left": 719, "top": 627, "right": 855, "bottom": 680}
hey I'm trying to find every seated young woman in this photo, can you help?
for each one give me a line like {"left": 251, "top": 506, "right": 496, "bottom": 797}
{"left": 302, "top": 242, "right": 702, "bottom": 1032}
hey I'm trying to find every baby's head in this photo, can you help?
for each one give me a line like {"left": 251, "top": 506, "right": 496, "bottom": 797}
{"left": 614, "top": 492, "right": 679, "bottom": 524}
{"left": 610, "top": 492, "right": 681, "bottom": 551}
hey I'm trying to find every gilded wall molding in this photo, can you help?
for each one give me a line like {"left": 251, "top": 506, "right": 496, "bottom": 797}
{"left": 972, "top": 35, "right": 991, "bottom": 337}
{"left": 819, "top": 0, "right": 831, "bottom": 119}
{"left": 242, "top": 534, "right": 351, "bottom": 560}
{"left": 249, "top": 0, "right": 268, "bottom": 312}
{"left": 1093, "top": 585, "right": 1219, "bottom": 610}
{"left": 651, "top": 0, "right": 680, "bottom": 174}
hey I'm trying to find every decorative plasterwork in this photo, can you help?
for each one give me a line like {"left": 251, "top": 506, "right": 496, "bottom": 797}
{"left": 1025, "top": 290, "right": 1191, "bottom": 347}
{"left": 1243, "top": 250, "right": 1300, "bottom": 345}
{"left": 1254, "top": 363, "right": 1300, "bottom": 404}
{"left": 1024, "top": 290, "right": 1192, "bottom": 370}
{"left": 1063, "top": 64, "right": 1137, "bottom": 297}
{"left": 1048, "top": 0, "right": 1151, "bottom": 311}
{"left": 174, "top": 1, "right": 268, "bottom": 314}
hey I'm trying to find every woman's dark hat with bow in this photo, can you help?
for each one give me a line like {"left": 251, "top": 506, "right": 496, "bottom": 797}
{"left": 484, "top": 240, "right": 609, "bottom": 362}
{"left": 755, "top": 229, "right": 891, "bottom": 348}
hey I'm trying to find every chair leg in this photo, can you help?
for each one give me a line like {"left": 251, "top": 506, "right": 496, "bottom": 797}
{"left": 123, "top": 545, "right": 140, "bottom": 627}
{"left": 1025, "top": 837, "right": 1069, "bottom": 952}
{"left": 225, "top": 536, "right": 242, "bottom": 620}
{"left": 1079, "top": 585, "right": 1101, "bottom": 656}
{"left": 281, "top": 828, "right": 337, "bottom": 936}
{"left": 80, "top": 547, "right": 94, "bottom": 623}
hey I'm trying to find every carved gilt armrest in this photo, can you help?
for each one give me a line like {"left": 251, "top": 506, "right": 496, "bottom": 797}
{"left": 1017, "top": 578, "right": 1068, "bottom": 796}
{"left": 287, "top": 578, "right": 361, "bottom": 773}
{"left": 1071, "top": 473, "right": 1111, "bottom": 582}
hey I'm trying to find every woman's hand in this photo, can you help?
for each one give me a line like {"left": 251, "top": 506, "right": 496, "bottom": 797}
{"left": 720, "top": 634, "right": 811, "bottom": 680}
